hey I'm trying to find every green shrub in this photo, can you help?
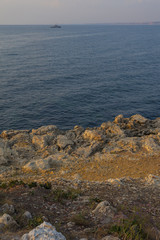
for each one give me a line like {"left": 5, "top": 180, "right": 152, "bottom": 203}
{"left": 0, "top": 182, "right": 8, "bottom": 189}
{"left": 28, "top": 216, "right": 43, "bottom": 228}
{"left": 71, "top": 213, "right": 90, "bottom": 227}
{"left": 28, "top": 182, "right": 37, "bottom": 188}
{"left": 109, "top": 217, "right": 148, "bottom": 240}
{"left": 52, "top": 188, "right": 80, "bottom": 202}
{"left": 8, "top": 180, "right": 25, "bottom": 188}
{"left": 40, "top": 182, "right": 52, "bottom": 189}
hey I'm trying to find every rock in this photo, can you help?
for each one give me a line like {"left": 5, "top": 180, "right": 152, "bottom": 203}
{"left": 1, "top": 130, "right": 29, "bottom": 139}
{"left": 57, "top": 135, "right": 74, "bottom": 149}
{"left": 141, "top": 137, "right": 160, "bottom": 153}
{"left": 31, "top": 125, "right": 60, "bottom": 149}
{"left": 128, "top": 114, "right": 148, "bottom": 127}
{"left": 23, "top": 156, "right": 61, "bottom": 171}
{"left": 66, "top": 222, "right": 75, "bottom": 228}
{"left": 153, "top": 118, "right": 160, "bottom": 130}
{"left": 0, "top": 141, "right": 18, "bottom": 165}
{"left": 0, "top": 142, "right": 9, "bottom": 166}
{"left": 32, "top": 135, "right": 52, "bottom": 149}
{"left": 21, "top": 221, "right": 66, "bottom": 240}
{"left": 101, "top": 121, "right": 112, "bottom": 129}
{"left": 76, "top": 142, "right": 102, "bottom": 157}
{"left": 11, "top": 133, "right": 31, "bottom": 148}
{"left": 114, "top": 114, "right": 124, "bottom": 124}
{"left": 22, "top": 211, "right": 32, "bottom": 220}
{"left": 101, "top": 236, "right": 120, "bottom": 240}
{"left": 0, "top": 203, "right": 15, "bottom": 214}
{"left": 32, "top": 125, "right": 58, "bottom": 135}
{"left": 0, "top": 214, "right": 18, "bottom": 229}
{"left": 92, "top": 201, "right": 116, "bottom": 223}
{"left": 145, "top": 174, "right": 160, "bottom": 186}
{"left": 106, "top": 178, "right": 124, "bottom": 185}
{"left": 74, "top": 125, "right": 84, "bottom": 135}
{"left": 105, "top": 124, "right": 125, "bottom": 138}
{"left": 66, "top": 131, "right": 76, "bottom": 141}
{"left": 112, "top": 137, "right": 140, "bottom": 153}
{"left": 83, "top": 130, "right": 104, "bottom": 142}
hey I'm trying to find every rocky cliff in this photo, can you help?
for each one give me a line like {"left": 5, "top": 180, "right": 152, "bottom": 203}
{"left": 0, "top": 114, "right": 160, "bottom": 239}
{"left": 0, "top": 114, "right": 160, "bottom": 181}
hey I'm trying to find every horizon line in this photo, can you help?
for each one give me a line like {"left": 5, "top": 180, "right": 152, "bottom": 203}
{"left": 0, "top": 21, "right": 160, "bottom": 26}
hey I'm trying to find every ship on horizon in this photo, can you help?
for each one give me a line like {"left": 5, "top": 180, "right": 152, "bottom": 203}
{"left": 50, "top": 25, "right": 61, "bottom": 28}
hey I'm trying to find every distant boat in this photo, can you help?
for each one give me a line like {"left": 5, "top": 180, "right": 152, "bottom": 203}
{"left": 50, "top": 25, "right": 61, "bottom": 28}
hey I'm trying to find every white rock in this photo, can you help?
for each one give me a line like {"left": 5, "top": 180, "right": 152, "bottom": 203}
{"left": 21, "top": 221, "right": 66, "bottom": 240}
{"left": 23, "top": 211, "right": 32, "bottom": 220}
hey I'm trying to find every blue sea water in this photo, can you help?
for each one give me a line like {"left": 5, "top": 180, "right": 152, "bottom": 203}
{"left": 0, "top": 24, "right": 160, "bottom": 132}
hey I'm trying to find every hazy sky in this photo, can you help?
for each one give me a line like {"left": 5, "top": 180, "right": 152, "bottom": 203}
{"left": 0, "top": 0, "right": 160, "bottom": 25}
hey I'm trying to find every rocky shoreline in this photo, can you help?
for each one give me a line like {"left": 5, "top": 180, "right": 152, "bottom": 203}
{"left": 0, "top": 114, "right": 160, "bottom": 239}
{"left": 1, "top": 114, "right": 160, "bottom": 179}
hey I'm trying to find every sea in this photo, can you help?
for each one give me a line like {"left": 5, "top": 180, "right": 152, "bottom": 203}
{"left": 0, "top": 24, "right": 160, "bottom": 132}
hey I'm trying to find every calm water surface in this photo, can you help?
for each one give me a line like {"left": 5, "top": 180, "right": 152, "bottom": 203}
{"left": 0, "top": 25, "right": 160, "bottom": 132}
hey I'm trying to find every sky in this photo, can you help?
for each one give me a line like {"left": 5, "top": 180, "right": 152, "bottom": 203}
{"left": 0, "top": 0, "right": 160, "bottom": 25}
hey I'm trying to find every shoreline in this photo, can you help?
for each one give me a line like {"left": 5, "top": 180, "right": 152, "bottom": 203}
{"left": 0, "top": 113, "right": 160, "bottom": 180}
{"left": 0, "top": 114, "right": 160, "bottom": 239}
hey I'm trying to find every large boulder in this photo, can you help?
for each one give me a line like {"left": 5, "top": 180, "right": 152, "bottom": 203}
{"left": 21, "top": 221, "right": 66, "bottom": 240}
{"left": 23, "top": 155, "right": 62, "bottom": 171}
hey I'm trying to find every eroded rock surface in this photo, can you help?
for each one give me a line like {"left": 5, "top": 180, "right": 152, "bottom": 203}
{"left": 0, "top": 114, "right": 160, "bottom": 180}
